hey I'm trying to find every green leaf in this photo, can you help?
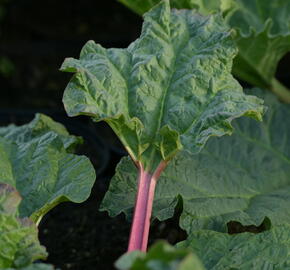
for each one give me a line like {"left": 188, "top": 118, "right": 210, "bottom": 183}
{"left": 226, "top": 0, "right": 290, "bottom": 94}
{"left": 115, "top": 241, "right": 205, "bottom": 270}
{"left": 0, "top": 115, "right": 96, "bottom": 224}
{"left": 61, "top": 0, "right": 264, "bottom": 172}
{"left": 0, "top": 113, "right": 82, "bottom": 152}
{"left": 101, "top": 89, "right": 290, "bottom": 233}
{"left": 0, "top": 183, "right": 47, "bottom": 269}
{"left": 178, "top": 225, "right": 290, "bottom": 270}
{"left": 118, "top": 0, "right": 290, "bottom": 102}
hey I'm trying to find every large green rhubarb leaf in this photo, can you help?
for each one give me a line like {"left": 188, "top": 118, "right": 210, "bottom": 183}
{"left": 178, "top": 225, "right": 290, "bottom": 270}
{"left": 116, "top": 241, "right": 205, "bottom": 270}
{"left": 61, "top": 0, "right": 264, "bottom": 172}
{"left": 118, "top": 0, "right": 290, "bottom": 102}
{"left": 0, "top": 115, "right": 96, "bottom": 224}
{"left": 101, "top": 89, "right": 290, "bottom": 233}
{"left": 0, "top": 183, "right": 47, "bottom": 269}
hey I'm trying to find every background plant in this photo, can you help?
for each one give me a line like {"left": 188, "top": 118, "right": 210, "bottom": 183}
{"left": 0, "top": 114, "right": 96, "bottom": 269}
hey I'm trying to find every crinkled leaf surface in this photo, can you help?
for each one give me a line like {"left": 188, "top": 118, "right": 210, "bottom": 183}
{"left": 178, "top": 225, "right": 290, "bottom": 270}
{"left": 0, "top": 115, "right": 96, "bottom": 224}
{"left": 61, "top": 0, "right": 264, "bottom": 172}
{"left": 0, "top": 184, "right": 47, "bottom": 269}
{"left": 101, "top": 89, "right": 290, "bottom": 233}
{"left": 0, "top": 113, "right": 82, "bottom": 152}
{"left": 119, "top": 0, "right": 290, "bottom": 101}
{"left": 115, "top": 241, "right": 205, "bottom": 270}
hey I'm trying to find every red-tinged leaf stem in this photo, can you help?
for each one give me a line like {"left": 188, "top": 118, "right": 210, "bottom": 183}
{"left": 128, "top": 161, "right": 167, "bottom": 252}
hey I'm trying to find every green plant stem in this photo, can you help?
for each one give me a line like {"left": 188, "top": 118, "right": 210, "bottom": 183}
{"left": 271, "top": 78, "right": 290, "bottom": 103}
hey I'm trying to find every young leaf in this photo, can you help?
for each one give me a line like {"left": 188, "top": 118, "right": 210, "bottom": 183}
{"left": 61, "top": 0, "right": 264, "bottom": 173}
{"left": 0, "top": 115, "right": 96, "bottom": 224}
{"left": 178, "top": 225, "right": 290, "bottom": 270}
{"left": 101, "top": 89, "right": 290, "bottom": 233}
{"left": 0, "top": 184, "right": 47, "bottom": 269}
{"left": 115, "top": 241, "right": 205, "bottom": 270}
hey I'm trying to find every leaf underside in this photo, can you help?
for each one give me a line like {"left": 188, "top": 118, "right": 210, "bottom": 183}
{"left": 0, "top": 114, "right": 96, "bottom": 223}
{"left": 101, "top": 89, "right": 290, "bottom": 234}
{"left": 61, "top": 0, "right": 264, "bottom": 172}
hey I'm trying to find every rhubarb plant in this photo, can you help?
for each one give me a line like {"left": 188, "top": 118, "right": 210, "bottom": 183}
{"left": 118, "top": 0, "right": 290, "bottom": 102}
{"left": 61, "top": 0, "right": 264, "bottom": 252}
{"left": 103, "top": 88, "right": 290, "bottom": 268}
{"left": 101, "top": 89, "right": 290, "bottom": 234}
{"left": 101, "top": 86, "right": 290, "bottom": 270}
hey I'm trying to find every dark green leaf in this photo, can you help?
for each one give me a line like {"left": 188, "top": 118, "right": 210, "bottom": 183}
{"left": 0, "top": 115, "right": 96, "bottom": 224}
{"left": 61, "top": 0, "right": 264, "bottom": 172}
{"left": 115, "top": 241, "right": 205, "bottom": 270}
{"left": 0, "top": 184, "right": 47, "bottom": 269}
{"left": 101, "top": 89, "right": 290, "bottom": 233}
{"left": 178, "top": 225, "right": 290, "bottom": 270}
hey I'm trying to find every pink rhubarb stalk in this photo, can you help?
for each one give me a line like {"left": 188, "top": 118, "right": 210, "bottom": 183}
{"left": 128, "top": 161, "right": 167, "bottom": 252}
